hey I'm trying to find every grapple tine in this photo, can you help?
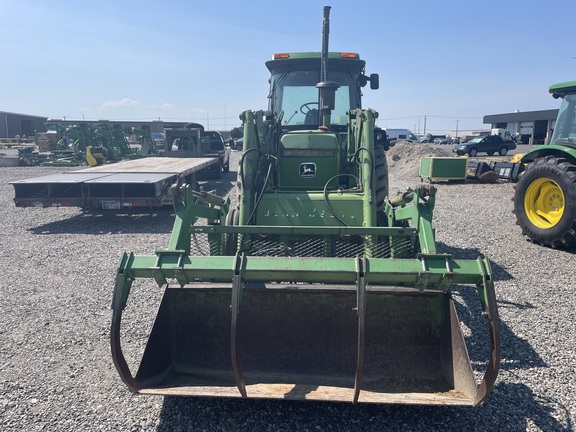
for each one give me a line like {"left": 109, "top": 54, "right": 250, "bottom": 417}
{"left": 353, "top": 256, "right": 366, "bottom": 403}
{"left": 473, "top": 260, "right": 501, "bottom": 406}
{"left": 231, "top": 252, "right": 247, "bottom": 398}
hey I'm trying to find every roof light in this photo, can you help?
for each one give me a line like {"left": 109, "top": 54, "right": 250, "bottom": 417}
{"left": 340, "top": 52, "right": 359, "bottom": 59}
{"left": 273, "top": 53, "right": 290, "bottom": 59}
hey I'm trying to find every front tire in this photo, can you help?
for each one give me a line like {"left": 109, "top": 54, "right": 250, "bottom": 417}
{"left": 498, "top": 146, "right": 509, "bottom": 156}
{"left": 513, "top": 156, "right": 576, "bottom": 248}
{"left": 469, "top": 148, "right": 478, "bottom": 157}
{"left": 374, "top": 144, "right": 389, "bottom": 211}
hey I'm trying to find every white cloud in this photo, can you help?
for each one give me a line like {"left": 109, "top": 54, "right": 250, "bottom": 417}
{"left": 150, "top": 103, "right": 174, "bottom": 110}
{"left": 100, "top": 98, "right": 141, "bottom": 108}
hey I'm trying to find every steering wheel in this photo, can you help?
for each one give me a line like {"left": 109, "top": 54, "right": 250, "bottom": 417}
{"left": 300, "top": 102, "right": 319, "bottom": 115}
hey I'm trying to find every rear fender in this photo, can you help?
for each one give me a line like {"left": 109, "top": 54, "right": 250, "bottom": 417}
{"left": 521, "top": 144, "right": 576, "bottom": 164}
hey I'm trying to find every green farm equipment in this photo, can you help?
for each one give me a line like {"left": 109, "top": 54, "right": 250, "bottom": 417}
{"left": 111, "top": 7, "right": 499, "bottom": 406}
{"left": 513, "top": 80, "right": 576, "bottom": 248}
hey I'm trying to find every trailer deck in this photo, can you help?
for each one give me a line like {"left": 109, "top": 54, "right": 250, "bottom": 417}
{"left": 11, "top": 156, "right": 218, "bottom": 210}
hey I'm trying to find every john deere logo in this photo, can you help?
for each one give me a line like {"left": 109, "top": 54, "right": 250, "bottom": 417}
{"left": 300, "top": 162, "right": 316, "bottom": 178}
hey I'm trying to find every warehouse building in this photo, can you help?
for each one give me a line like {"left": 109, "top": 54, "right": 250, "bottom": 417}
{"left": 0, "top": 111, "right": 48, "bottom": 138}
{"left": 483, "top": 109, "right": 559, "bottom": 145}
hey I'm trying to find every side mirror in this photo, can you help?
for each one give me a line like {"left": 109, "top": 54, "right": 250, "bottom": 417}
{"left": 370, "top": 73, "right": 379, "bottom": 90}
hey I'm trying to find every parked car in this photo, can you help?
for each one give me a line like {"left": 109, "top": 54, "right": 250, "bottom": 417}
{"left": 438, "top": 137, "right": 461, "bottom": 145}
{"left": 151, "top": 132, "right": 165, "bottom": 145}
{"left": 384, "top": 128, "right": 418, "bottom": 143}
{"left": 420, "top": 134, "right": 447, "bottom": 143}
{"left": 201, "top": 131, "right": 231, "bottom": 173}
{"left": 233, "top": 137, "right": 244, "bottom": 150}
{"left": 452, "top": 135, "right": 516, "bottom": 157}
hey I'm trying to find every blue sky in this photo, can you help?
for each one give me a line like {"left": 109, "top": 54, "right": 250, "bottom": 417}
{"left": 1, "top": 0, "right": 574, "bottom": 134}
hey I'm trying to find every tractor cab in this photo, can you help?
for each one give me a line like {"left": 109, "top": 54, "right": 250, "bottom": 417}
{"left": 266, "top": 52, "right": 378, "bottom": 130}
{"left": 549, "top": 81, "right": 576, "bottom": 146}
{"left": 265, "top": 52, "right": 380, "bottom": 193}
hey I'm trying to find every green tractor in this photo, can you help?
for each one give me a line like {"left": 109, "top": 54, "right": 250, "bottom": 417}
{"left": 513, "top": 81, "right": 576, "bottom": 248}
{"left": 111, "top": 7, "right": 499, "bottom": 406}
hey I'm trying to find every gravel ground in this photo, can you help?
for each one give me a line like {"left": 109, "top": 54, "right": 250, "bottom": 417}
{"left": 1, "top": 147, "right": 574, "bottom": 431}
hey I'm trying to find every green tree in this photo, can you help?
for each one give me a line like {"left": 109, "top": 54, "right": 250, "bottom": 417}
{"left": 230, "top": 127, "right": 243, "bottom": 139}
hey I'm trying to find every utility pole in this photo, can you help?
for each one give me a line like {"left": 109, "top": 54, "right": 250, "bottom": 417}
{"left": 423, "top": 115, "right": 427, "bottom": 135}
{"left": 455, "top": 120, "right": 459, "bottom": 137}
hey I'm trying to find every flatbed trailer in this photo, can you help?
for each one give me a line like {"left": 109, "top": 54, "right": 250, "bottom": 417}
{"left": 11, "top": 156, "right": 218, "bottom": 210}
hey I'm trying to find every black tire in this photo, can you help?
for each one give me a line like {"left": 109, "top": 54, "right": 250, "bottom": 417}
{"left": 498, "top": 146, "right": 508, "bottom": 156}
{"left": 513, "top": 156, "right": 576, "bottom": 248}
{"left": 468, "top": 148, "right": 478, "bottom": 157}
{"left": 374, "top": 144, "right": 389, "bottom": 212}
{"left": 373, "top": 144, "right": 390, "bottom": 258}
{"left": 214, "top": 162, "right": 222, "bottom": 179}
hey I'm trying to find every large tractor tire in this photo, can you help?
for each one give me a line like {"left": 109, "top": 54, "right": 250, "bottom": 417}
{"left": 513, "top": 156, "right": 576, "bottom": 248}
{"left": 374, "top": 144, "right": 389, "bottom": 212}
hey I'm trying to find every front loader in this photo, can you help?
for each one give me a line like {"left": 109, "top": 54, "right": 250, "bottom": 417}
{"left": 111, "top": 7, "right": 499, "bottom": 406}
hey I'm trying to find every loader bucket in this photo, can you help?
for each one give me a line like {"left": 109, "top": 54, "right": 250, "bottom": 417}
{"left": 112, "top": 254, "right": 499, "bottom": 406}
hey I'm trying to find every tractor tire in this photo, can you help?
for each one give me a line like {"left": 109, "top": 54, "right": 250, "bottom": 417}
{"left": 374, "top": 144, "right": 389, "bottom": 212}
{"left": 373, "top": 144, "right": 390, "bottom": 258}
{"left": 513, "top": 156, "right": 576, "bottom": 248}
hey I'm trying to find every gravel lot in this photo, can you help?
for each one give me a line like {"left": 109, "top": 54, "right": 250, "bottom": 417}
{"left": 1, "top": 147, "right": 574, "bottom": 431}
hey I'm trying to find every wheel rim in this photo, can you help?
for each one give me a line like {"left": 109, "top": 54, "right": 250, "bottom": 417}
{"left": 524, "top": 177, "right": 565, "bottom": 229}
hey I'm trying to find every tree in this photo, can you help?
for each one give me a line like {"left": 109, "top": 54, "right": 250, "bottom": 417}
{"left": 230, "top": 127, "right": 243, "bottom": 139}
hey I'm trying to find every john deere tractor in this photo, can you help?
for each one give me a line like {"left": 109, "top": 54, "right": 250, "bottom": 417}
{"left": 513, "top": 81, "right": 576, "bottom": 248}
{"left": 111, "top": 7, "right": 499, "bottom": 406}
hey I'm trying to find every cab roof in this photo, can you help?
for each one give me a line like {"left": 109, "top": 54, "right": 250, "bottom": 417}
{"left": 265, "top": 52, "right": 365, "bottom": 74}
{"left": 549, "top": 81, "right": 576, "bottom": 98}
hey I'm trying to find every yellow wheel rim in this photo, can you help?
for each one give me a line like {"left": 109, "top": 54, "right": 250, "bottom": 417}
{"left": 524, "top": 177, "right": 564, "bottom": 229}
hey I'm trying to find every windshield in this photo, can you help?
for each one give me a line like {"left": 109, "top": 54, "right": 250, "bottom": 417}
{"left": 551, "top": 93, "right": 576, "bottom": 144}
{"left": 468, "top": 136, "right": 484, "bottom": 143}
{"left": 269, "top": 70, "right": 359, "bottom": 126}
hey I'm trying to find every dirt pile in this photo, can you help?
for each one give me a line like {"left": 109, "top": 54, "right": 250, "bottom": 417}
{"left": 386, "top": 141, "right": 453, "bottom": 189}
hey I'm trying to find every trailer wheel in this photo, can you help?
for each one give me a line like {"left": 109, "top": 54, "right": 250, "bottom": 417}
{"left": 513, "top": 156, "right": 576, "bottom": 248}
{"left": 214, "top": 162, "right": 223, "bottom": 179}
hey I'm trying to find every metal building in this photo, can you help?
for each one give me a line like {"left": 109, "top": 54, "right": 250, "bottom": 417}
{"left": 483, "top": 109, "right": 559, "bottom": 145}
{"left": 0, "top": 111, "right": 48, "bottom": 138}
